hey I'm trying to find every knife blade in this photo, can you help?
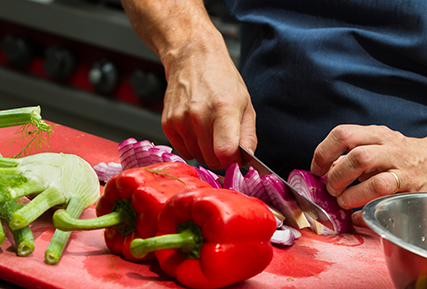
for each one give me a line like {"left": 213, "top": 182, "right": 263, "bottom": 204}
{"left": 239, "top": 144, "right": 334, "bottom": 231}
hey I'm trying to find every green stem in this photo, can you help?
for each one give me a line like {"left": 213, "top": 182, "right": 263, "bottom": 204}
{"left": 0, "top": 173, "right": 44, "bottom": 203}
{"left": 9, "top": 186, "right": 65, "bottom": 230}
{"left": 45, "top": 197, "right": 85, "bottom": 265}
{"left": 0, "top": 221, "right": 5, "bottom": 247}
{"left": 0, "top": 199, "right": 35, "bottom": 256}
{"left": 0, "top": 157, "right": 19, "bottom": 168}
{"left": 53, "top": 210, "right": 131, "bottom": 231}
{"left": 130, "top": 221, "right": 203, "bottom": 259}
{"left": 0, "top": 106, "right": 57, "bottom": 157}
{"left": 12, "top": 225, "right": 35, "bottom": 257}
{"left": 0, "top": 106, "right": 37, "bottom": 129}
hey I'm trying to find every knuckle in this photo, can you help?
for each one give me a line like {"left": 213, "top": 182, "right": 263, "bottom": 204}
{"left": 330, "top": 125, "right": 354, "bottom": 144}
{"left": 370, "top": 174, "right": 391, "bottom": 197}
{"left": 347, "top": 147, "right": 374, "bottom": 170}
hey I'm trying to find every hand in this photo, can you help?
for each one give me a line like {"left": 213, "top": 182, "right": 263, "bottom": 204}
{"left": 122, "top": 0, "right": 257, "bottom": 170}
{"left": 310, "top": 124, "right": 427, "bottom": 226}
{"left": 161, "top": 39, "right": 257, "bottom": 170}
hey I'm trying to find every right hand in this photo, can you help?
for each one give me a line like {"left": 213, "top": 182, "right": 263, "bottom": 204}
{"left": 122, "top": 0, "right": 257, "bottom": 170}
{"left": 161, "top": 31, "right": 257, "bottom": 170}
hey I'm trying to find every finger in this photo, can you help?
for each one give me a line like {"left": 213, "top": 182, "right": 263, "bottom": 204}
{"left": 326, "top": 145, "right": 390, "bottom": 197}
{"left": 336, "top": 171, "right": 400, "bottom": 209}
{"left": 162, "top": 118, "right": 192, "bottom": 159}
{"left": 238, "top": 103, "right": 257, "bottom": 156}
{"left": 191, "top": 111, "right": 222, "bottom": 170}
{"left": 211, "top": 110, "right": 242, "bottom": 169}
{"left": 351, "top": 211, "right": 367, "bottom": 227}
{"left": 162, "top": 111, "right": 204, "bottom": 162}
{"left": 311, "top": 125, "right": 386, "bottom": 177}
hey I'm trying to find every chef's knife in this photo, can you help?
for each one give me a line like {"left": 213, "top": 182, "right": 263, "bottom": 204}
{"left": 239, "top": 144, "right": 334, "bottom": 231}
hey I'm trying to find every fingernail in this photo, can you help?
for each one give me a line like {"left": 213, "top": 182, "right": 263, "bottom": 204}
{"left": 310, "top": 162, "right": 321, "bottom": 176}
{"left": 351, "top": 213, "right": 359, "bottom": 225}
{"left": 326, "top": 183, "right": 338, "bottom": 197}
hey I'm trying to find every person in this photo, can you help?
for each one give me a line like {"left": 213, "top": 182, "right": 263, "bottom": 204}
{"left": 121, "top": 0, "right": 427, "bottom": 226}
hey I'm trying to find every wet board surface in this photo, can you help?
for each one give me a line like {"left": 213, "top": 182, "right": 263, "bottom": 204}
{"left": 0, "top": 123, "right": 395, "bottom": 289}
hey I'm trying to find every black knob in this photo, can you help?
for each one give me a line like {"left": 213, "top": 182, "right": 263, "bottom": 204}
{"left": 1, "top": 35, "right": 35, "bottom": 67}
{"left": 88, "top": 59, "right": 119, "bottom": 93}
{"left": 43, "top": 46, "right": 76, "bottom": 79}
{"left": 130, "top": 70, "right": 166, "bottom": 102}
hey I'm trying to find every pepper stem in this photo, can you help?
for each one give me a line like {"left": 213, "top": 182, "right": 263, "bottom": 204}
{"left": 53, "top": 210, "right": 131, "bottom": 231}
{"left": 130, "top": 221, "right": 203, "bottom": 259}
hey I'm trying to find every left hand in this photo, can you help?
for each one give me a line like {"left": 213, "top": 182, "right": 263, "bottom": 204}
{"left": 310, "top": 124, "right": 427, "bottom": 226}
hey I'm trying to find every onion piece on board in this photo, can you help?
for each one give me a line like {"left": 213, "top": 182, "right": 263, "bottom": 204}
{"left": 287, "top": 169, "right": 353, "bottom": 235}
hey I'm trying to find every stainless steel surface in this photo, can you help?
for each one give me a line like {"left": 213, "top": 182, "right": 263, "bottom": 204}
{"left": 363, "top": 193, "right": 427, "bottom": 289}
{"left": 239, "top": 144, "right": 334, "bottom": 231}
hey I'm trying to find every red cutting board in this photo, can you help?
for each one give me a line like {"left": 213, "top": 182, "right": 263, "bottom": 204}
{"left": 0, "top": 123, "right": 395, "bottom": 289}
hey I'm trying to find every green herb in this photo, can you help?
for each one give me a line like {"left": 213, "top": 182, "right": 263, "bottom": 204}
{"left": 0, "top": 106, "right": 58, "bottom": 157}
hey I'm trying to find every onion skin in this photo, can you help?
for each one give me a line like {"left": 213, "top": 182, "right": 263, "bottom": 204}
{"left": 287, "top": 170, "right": 353, "bottom": 235}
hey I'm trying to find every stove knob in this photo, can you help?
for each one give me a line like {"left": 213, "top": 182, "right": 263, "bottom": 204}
{"left": 0, "top": 35, "right": 35, "bottom": 67}
{"left": 88, "top": 59, "right": 119, "bottom": 93}
{"left": 130, "top": 70, "right": 166, "bottom": 102}
{"left": 43, "top": 46, "right": 76, "bottom": 79}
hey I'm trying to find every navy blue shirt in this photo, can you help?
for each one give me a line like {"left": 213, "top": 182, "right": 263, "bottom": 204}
{"left": 222, "top": 0, "right": 427, "bottom": 177}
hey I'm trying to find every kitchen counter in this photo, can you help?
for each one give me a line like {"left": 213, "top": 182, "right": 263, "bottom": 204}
{"left": 0, "top": 123, "right": 394, "bottom": 289}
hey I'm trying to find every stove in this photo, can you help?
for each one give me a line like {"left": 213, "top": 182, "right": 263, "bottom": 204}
{"left": 0, "top": 0, "right": 239, "bottom": 144}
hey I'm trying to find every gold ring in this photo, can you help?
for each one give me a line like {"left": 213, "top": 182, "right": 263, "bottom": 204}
{"left": 388, "top": 171, "right": 401, "bottom": 194}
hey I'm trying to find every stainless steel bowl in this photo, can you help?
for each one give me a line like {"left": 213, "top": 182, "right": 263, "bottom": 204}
{"left": 363, "top": 193, "right": 427, "bottom": 289}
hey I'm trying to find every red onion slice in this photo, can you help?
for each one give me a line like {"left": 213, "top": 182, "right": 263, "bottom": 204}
{"left": 243, "top": 167, "right": 269, "bottom": 203}
{"left": 271, "top": 228, "right": 296, "bottom": 246}
{"left": 287, "top": 170, "right": 353, "bottom": 235}
{"left": 118, "top": 138, "right": 138, "bottom": 171}
{"left": 93, "top": 162, "right": 122, "bottom": 183}
{"left": 194, "top": 166, "right": 222, "bottom": 188}
{"left": 222, "top": 164, "right": 309, "bottom": 229}
{"left": 261, "top": 174, "right": 309, "bottom": 229}
{"left": 223, "top": 163, "right": 247, "bottom": 193}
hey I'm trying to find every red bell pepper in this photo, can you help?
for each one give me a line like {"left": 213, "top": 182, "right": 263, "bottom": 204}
{"left": 130, "top": 188, "right": 276, "bottom": 289}
{"left": 52, "top": 162, "right": 212, "bottom": 262}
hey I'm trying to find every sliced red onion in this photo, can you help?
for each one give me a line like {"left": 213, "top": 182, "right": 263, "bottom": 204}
{"left": 93, "top": 162, "right": 123, "bottom": 183}
{"left": 282, "top": 224, "right": 302, "bottom": 239}
{"left": 243, "top": 167, "right": 269, "bottom": 204}
{"left": 133, "top": 140, "right": 155, "bottom": 167}
{"left": 118, "top": 138, "right": 187, "bottom": 170}
{"left": 154, "top": 145, "right": 173, "bottom": 153}
{"left": 287, "top": 170, "right": 353, "bottom": 235}
{"left": 223, "top": 163, "right": 247, "bottom": 193}
{"left": 222, "top": 164, "right": 308, "bottom": 229}
{"left": 162, "top": 152, "right": 186, "bottom": 163}
{"left": 271, "top": 227, "right": 296, "bottom": 246}
{"left": 118, "top": 138, "right": 138, "bottom": 170}
{"left": 149, "top": 147, "right": 165, "bottom": 164}
{"left": 275, "top": 216, "right": 284, "bottom": 228}
{"left": 262, "top": 174, "right": 310, "bottom": 229}
{"left": 270, "top": 223, "right": 303, "bottom": 246}
{"left": 193, "top": 166, "right": 222, "bottom": 188}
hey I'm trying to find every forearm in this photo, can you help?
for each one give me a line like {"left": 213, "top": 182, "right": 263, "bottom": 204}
{"left": 122, "top": 0, "right": 226, "bottom": 76}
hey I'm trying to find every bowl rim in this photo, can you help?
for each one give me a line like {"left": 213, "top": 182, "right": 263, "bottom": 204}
{"left": 362, "top": 192, "right": 427, "bottom": 259}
